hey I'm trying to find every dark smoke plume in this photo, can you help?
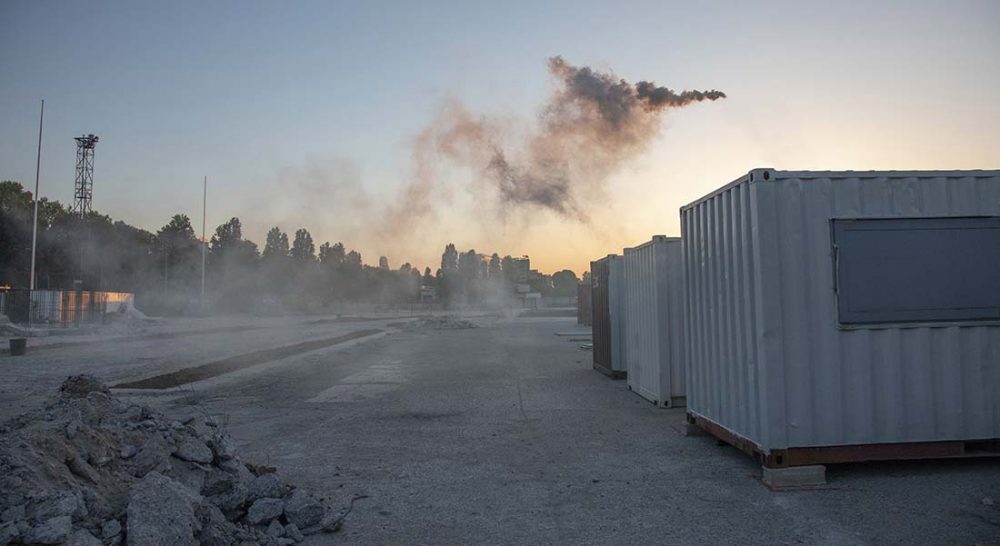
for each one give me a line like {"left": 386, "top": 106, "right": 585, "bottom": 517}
{"left": 380, "top": 57, "right": 725, "bottom": 234}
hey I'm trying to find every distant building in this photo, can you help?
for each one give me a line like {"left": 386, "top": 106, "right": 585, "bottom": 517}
{"left": 378, "top": 256, "right": 390, "bottom": 270}
{"left": 509, "top": 256, "right": 530, "bottom": 283}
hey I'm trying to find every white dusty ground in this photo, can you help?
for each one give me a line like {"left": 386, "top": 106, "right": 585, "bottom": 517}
{"left": 2, "top": 314, "right": 998, "bottom": 545}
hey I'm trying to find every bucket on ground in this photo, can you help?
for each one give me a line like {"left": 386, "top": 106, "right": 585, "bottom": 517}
{"left": 9, "top": 338, "right": 26, "bottom": 356}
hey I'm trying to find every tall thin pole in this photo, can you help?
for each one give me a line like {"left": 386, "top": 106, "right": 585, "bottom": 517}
{"left": 29, "top": 99, "right": 45, "bottom": 291}
{"left": 201, "top": 176, "right": 207, "bottom": 305}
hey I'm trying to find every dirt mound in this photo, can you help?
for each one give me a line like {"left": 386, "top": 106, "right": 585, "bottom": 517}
{"left": 407, "top": 315, "right": 477, "bottom": 330}
{"left": 58, "top": 375, "right": 111, "bottom": 399}
{"left": 0, "top": 376, "right": 349, "bottom": 545}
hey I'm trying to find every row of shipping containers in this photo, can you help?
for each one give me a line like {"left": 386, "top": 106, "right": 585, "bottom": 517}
{"left": 590, "top": 168, "right": 1000, "bottom": 470}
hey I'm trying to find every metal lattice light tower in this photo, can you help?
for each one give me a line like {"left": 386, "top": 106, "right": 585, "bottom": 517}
{"left": 73, "top": 134, "right": 99, "bottom": 216}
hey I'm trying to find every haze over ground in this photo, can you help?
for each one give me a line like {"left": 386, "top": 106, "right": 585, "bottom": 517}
{"left": 1, "top": 0, "right": 998, "bottom": 273}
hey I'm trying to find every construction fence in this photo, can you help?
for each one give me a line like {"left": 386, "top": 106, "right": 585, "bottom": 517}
{"left": 0, "top": 288, "right": 135, "bottom": 326}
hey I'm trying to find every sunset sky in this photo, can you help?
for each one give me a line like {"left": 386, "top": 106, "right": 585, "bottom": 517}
{"left": 2, "top": 1, "right": 998, "bottom": 275}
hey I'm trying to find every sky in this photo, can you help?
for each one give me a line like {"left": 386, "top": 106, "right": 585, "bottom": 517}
{"left": 2, "top": 0, "right": 998, "bottom": 275}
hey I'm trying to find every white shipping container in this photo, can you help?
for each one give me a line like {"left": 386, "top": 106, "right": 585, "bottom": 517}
{"left": 622, "top": 236, "right": 685, "bottom": 407}
{"left": 681, "top": 169, "right": 1000, "bottom": 467}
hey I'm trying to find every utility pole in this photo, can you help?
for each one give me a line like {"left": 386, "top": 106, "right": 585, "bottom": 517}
{"left": 29, "top": 99, "right": 45, "bottom": 291}
{"left": 201, "top": 176, "right": 207, "bottom": 306}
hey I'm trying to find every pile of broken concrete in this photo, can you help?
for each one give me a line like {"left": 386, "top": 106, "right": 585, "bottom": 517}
{"left": 0, "top": 376, "right": 344, "bottom": 545}
{"left": 410, "top": 315, "right": 477, "bottom": 330}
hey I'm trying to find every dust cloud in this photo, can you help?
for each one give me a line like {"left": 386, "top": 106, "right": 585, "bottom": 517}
{"left": 380, "top": 56, "right": 727, "bottom": 233}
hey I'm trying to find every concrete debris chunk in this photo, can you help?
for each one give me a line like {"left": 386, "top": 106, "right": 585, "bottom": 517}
{"left": 247, "top": 498, "right": 284, "bottom": 525}
{"left": 127, "top": 472, "right": 201, "bottom": 546}
{"left": 66, "top": 528, "right": 104, "bottom": 546}
{"left": 205, "top": 477, "right": 249, "bottom": 521}
{"left": 32, "top": 492, "right": 86, "bottom": 520}
{"left": 0, "top": 504, "right": 25, "bottom": 523}
{"left": 266, "top": 519, "right": 285, "bottom": 537}
{"left": 202, "top": 470, "right": 238, "bottom": 497}
{"left": 283, "top": 490, "right": 324, "bottom": 529}
{"left": 131, "top": 439, "right": 171, "bottom": 478}
{"left": 25, "top": 515, "right": 73, "bottom": 545}
{"left": 0, "top": 522, "right": 20, "bottom": 546}
{"left": 173, "top": 439, "right": 214, "bottom": 464}
{"left": 218, "top": 458, "right": 256, "bottom": 483}
{"left": 247, "top": 473, "right": 283, "bottom": 502}
{"left": 166, "top": 459, "right": 209, "bottom": 495}
{"left": 284, "top": 523, "right": 304, "bottom": 543}
{"left": 207, "top": 433, "right": 237, "bottom": 462}
{"left": 101, "top": 518, "right": 122, "bottom": 539}
{"left": 66, "top": 453, "right": 101, "bottom": 483}
{"left": 194, "top": 502, "right": 248, "bottom": 546}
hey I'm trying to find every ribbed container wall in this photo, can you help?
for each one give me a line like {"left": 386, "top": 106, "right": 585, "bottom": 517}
{"left": 682, "top": 169, "right": 1000, "bottom": 453}
{"left": 683, "top": 180, "right": 763, "bottom": 442}
{"left": 607, "top": 258, "right": 625, "bottom": 373}
{"left": 622, "top": 237, "right": 685, "bottom": 407}
{"left": 590, "top": 258, "right": 611, "bottom": 374}
{"left": 590, "top": 256, "right": 625, "bottom": 376}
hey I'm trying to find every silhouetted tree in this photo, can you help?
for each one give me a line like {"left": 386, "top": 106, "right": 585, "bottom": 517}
{"left": 153, "top": 214, "right": 201, "bottom": 309}
{"left": 440, "top": 244, "right": 457, "bottom": 273}
{"left": 551, "top": 269, "right": 579, "bottom": 297}
{"left": 290, "top": 228, "right": 316, "bottom": 263}
{"left": 488, "top": 253, "right": 501, "bottom": 279}
{"left": 262, "top": 227, "right": 290, "bottom": 260}
{"left": 209, "top": 218, "right": 259, "bottom": 310}
{"left": 319, "top": 242, "right": 345, "bottom": 265}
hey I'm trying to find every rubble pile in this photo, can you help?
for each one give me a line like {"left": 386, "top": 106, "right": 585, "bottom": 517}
{"left": 0, "top": 376, "right": 344, "bottom": 545}
{"left": 409, "top": 315, "right": 477, "bottom": 330}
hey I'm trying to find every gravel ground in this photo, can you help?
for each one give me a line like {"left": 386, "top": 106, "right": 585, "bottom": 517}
{"left": 0, "top": 314, "right": 419, "bottom": 420}
{"left": 2, "top": 315, "right": 998, "bottom": 544}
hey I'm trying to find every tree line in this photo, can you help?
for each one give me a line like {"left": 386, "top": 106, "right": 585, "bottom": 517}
{"left": 1, "top": 181, "right": 580, "bottom": 314}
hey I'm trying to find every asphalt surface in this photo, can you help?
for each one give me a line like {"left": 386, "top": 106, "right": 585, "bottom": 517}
{"left": 3, "top": 315, "right": 998, "bottom": 544}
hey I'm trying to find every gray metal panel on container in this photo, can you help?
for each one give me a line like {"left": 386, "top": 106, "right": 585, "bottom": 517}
{"left": 608, "top": 257, "right": 626, "bottom": 372}
{"left": 683, "top": 178, "right": 766, "bottom": 444}
{"left": 590, "top": 257, "right": 613, "bottom": 373}
{"left": 622, "top": 236, "right": 685, "bottom": 405}
{"left": 684, "top": 169, "right": 1000, "bottom": 452}
{"left": 832, "top": 217, "right": 1000, "bottom": 324}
